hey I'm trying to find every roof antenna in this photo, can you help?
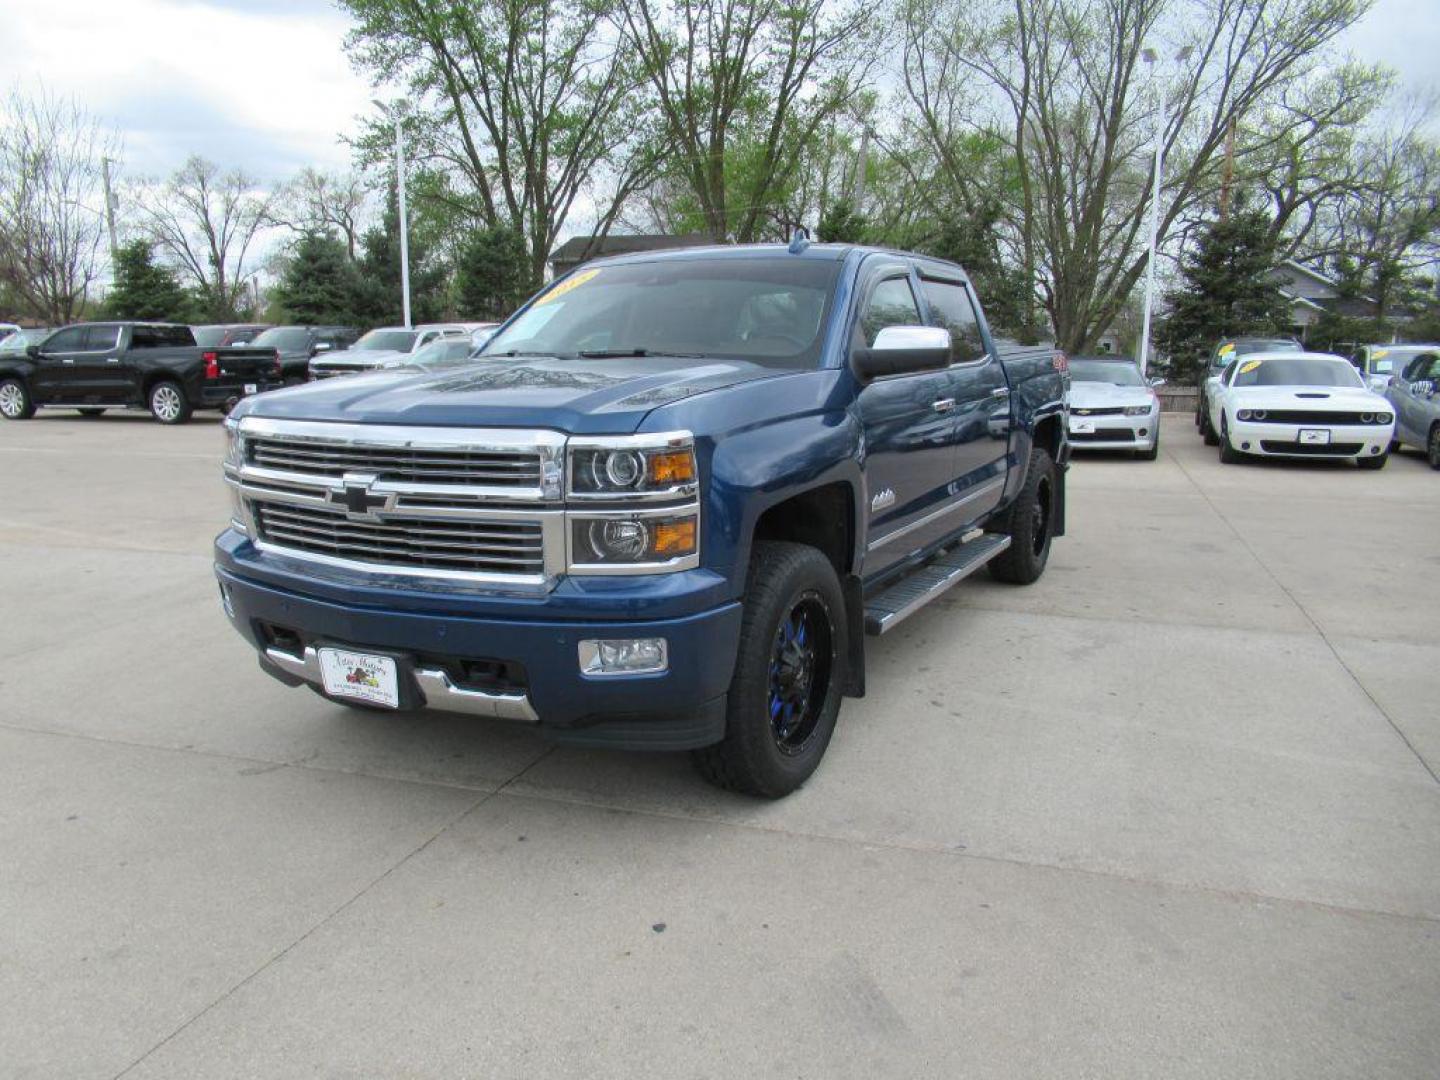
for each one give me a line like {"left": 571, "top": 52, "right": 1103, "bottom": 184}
{"left": 788, "top": 226, "right": 811, "bottom": 254}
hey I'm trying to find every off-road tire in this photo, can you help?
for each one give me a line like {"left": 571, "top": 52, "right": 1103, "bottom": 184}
{"left": 1356, "top": 452, "right": 1388, "bottom": 471}
{"left": 148, "top": 380, "right": 192, "bottom": 424}
{"left": 987, "top": 444, "right": 1056, "bottom": 585}
{"left": 0, "top": 377, "right": 35, "bottom": 420}
{"left": 692, "top": 541, "right": 847, "bottom": 799}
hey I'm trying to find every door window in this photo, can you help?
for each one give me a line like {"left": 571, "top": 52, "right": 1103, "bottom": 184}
{"left": 43, "top": 327, "right": 87, "bottom": 352}
{"left": 82, "top": 325, "right": 122, "bottom": 351}
{"left": 860, "top": 277, "right": 921, "bottom": 346}
{"left": 1404, "top": 354, "right": 1440, "bottom": 381}
{"left": 920, "top": 279, "right": 986, "bottom": 363}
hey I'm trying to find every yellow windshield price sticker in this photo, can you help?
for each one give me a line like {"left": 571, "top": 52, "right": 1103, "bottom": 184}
{"left": 1373, "top": 349, "right": 1389, "bottom": 359}
{"left": 533, "top": 268, "right": 600, "bottom": 307}
{"left": 1218, "top": 342, "right": 1236, "bottom": 355}
{"left": 1239, "top": 359, "right": 1262, "bottom": 374}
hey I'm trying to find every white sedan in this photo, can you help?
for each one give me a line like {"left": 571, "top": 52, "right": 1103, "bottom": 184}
{"left": 1205, "top": 351, "right": 1395, "bottom": 469}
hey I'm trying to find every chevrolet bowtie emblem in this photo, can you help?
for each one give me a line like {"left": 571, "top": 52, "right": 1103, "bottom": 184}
{"left": 328, "top": 474, "right": 396, "bottom": 521}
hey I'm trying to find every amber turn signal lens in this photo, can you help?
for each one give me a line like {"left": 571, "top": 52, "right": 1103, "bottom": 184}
{"left": 647, "top": 450, "right": 696, "bottom": 485}
{"left": 652, "top": 519, "right": 697, "bottom": 557}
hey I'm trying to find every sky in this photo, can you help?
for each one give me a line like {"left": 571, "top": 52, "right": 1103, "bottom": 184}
{"left": 1, "top": 0, "right": 1437, "bottom": 197}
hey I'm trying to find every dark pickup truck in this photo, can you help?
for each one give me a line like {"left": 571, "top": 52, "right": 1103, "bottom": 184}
{"left": 250, "top": 325, "right": 361, "bottom": 385}
{"left": 215, "top": 242, "right": 1069, "bottom": 796}
{"left": 0, "top": 321, "right": 282, "bottom": 424}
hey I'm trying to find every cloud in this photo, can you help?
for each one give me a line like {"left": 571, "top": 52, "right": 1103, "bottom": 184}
{"left": 2, "top": 0, "right": 376, "bottom": 184}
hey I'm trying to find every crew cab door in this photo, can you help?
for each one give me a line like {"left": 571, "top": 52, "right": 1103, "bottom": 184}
{"left": 853, "top": 264, "right": 961, "bottom": 578}
{"left": 28, "top": 325, "right": 90, "bottom": 401}
{"left": 69, "top": 324, "right": 128, "bottom": 403}
{"left": 918, "top": 275, "right": 1009, "bottom": 521}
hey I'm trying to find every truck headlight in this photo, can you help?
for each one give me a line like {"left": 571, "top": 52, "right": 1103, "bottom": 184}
{"left": 1123, "top": 405, "right": 1151, "bottom": 416}
{"left": 222, "top": 417, "right": 244, "bottom": 469}
{"left": 568, "top": 433, "right": 696, "bottom": 496}
{"left": 569, "top": 512, "right": 698, "bottom": 570}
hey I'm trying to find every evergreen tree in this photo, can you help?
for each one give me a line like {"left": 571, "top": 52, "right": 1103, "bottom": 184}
{"left": 270, "top": 232, "right": 365, "bottom": 325}
{"left": 453, "top": 226, "right": 531, "bottom": 320}
{"left": 1156, "top": 208, "right": 1291, "bottom": 379}
{"left": 353, "top": 184, "right": 449, "bottom": 326}
{"left": 818, "top": 200, "right": 867, "bottom": 244}
{"left": 105, "top": 240, "right": 191, "bottom": 321}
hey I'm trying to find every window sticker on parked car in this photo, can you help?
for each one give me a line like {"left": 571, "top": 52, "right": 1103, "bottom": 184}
{"left": 1239, "top": 359, "right": 1262, "bottom": 374}
{"left": 1218, "top": 342, "right": 1235, "bottom": 355}
{"left": 534, "top": 268, "right": 600, "bottom": 307}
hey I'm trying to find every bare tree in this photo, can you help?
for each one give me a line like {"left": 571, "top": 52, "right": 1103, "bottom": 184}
{"left": 617, "top": 0, "right": 875, "bottom": 242}
{"left": 0, "top": 87, "right": 119, "bottom": 323}
{"left": 343, "top": 0, "right": 664, "bottom": 285}
{"left": 275, "top": 168, "right": 370, "bottom": 259}
{"left": 132, "top": 156, "right": 274, "bottom": 320}
{"left": 900, "top": 0, "right": 1371, "bottom": 352}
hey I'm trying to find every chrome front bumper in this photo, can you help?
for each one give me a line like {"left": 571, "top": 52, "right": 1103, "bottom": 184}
{"left": 263, "top": 644, "right": 539, "bottom": 723}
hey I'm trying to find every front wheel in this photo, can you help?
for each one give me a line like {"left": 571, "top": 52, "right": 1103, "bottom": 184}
{"left": 692, "top": 541, "right": 847, "bottom": 798}
{"left": 1356, "top": 452, "right": 1388, "bottom": 471}
{"left": 148, "top": 380, "right": 192, "bottom": 424}
{"left": 987, "top": 444, "right": 1056, "bottom": 584}
{"left": 0, "top": 377, "right": 35, "bottom": 420}
{"left": 1429, "top": 426, "right": 1440, "bottom": 470}
{"left": 1137, "top": 433, "right": 1159, "bottom": 461}
{"left": 1201, "top": 409, "right": 1219, "bottom": 446}
{"left": 1218, "top": 419, "right": 1244, "bottom": 464}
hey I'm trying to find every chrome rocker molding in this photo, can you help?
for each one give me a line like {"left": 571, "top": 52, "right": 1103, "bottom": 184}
{"left": 263, "top": 645, "right": 539, "bottom": 723}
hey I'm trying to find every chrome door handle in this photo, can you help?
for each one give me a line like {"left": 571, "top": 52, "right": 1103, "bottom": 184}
{"left": 106, "top": 357, "right": 120, "bottom": 363}
{"left": 932, "top": 398, "right": 955, "bottom": 413}
{"left": 991, "top": 387, "right": 1010, "bottom": 398}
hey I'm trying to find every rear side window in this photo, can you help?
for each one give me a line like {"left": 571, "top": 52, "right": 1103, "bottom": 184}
{"left": 861, "top": 277, "right": 921, "bottom": 346}
{"left": 921, "top": 279, "right": 986, "bottom": 363}
{"left": 1406, "top": 354, "right": 1440, "bottom": 381}
{"left": 83, "top": 325, "right": 122, "bottom": 350}
{"left": 130, "top": 326, "right": 163, "bottom": 349}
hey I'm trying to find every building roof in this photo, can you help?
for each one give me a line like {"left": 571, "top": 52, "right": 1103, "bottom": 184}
{"left": 1274, "top": 259, "right": 1338, "bottom": 289}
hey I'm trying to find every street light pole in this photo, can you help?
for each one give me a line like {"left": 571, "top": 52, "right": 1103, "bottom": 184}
{"left": 101, "top": 157, "right": 120, "bottom": 266}
{"left": 1136, "top": 58, "right": 1163, "bottom": 379}
{"left": 374, "top": 97, "right": 412, "bottom": 329}
{"left": 1135, "top": 46, "right": 1192, "bottom": 380}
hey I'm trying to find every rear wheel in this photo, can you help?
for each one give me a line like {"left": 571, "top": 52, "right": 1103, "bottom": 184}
{"left": 987, "top": 444, "right": 1056, "bottom": 584}
{"left": 692, "top": 542, "right": 846, "bottom": 798}
{"left": 0, "top": 377, "right": 35, "bottom": 420}
{"left": 148, "top": 380, "right": 191, "bottom": 424}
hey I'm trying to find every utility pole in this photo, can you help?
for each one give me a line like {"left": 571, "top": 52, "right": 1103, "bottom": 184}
{"left": 853, "top": 126, "right": 870, "bottom": 209}
{"left": 101, "top": 157, "right": 120, "bottom": 265}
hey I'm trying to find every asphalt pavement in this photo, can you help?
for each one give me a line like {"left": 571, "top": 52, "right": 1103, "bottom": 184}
{"left": 2, "top": 410, "right": 1437, "bottom": 1079}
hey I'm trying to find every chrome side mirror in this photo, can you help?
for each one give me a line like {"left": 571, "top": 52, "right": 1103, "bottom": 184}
{"left": 853, "top": 325, "right": 952, "bottom": 382}
{"left": 1148, "top": 376, "right": 1166, "bottom": 388}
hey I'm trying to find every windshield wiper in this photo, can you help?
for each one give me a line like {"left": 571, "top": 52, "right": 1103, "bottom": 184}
{"left": 578, "top": 348, "right": 711, "bottom": 359}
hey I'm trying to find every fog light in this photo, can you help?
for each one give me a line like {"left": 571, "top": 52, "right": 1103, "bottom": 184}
{"left": 579, "top": 638, "right": 668, "bottom": 676}
{"left": 1370, "top": 445, "right": 1381, "bottom": 454}
{"left": 1241, "top": 442, "right": 1251, "bottom": 450}
{"left": 1138, "top": 428, "right": 1148, "bottom": 437}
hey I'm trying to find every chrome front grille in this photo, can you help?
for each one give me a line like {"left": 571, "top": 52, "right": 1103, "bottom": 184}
{"left": 247, "top": 437, "right": 545, "bottom": 485}
{"left": 228, "top": 418, "right": 567, "bottom": 588}
{"left": 254, "top": 504, "right": 546, "bottom": 574}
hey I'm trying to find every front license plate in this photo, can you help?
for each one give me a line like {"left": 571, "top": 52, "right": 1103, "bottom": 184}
{"left": 1071, "top": 419, "right": 1096, "bottom": 434}
{"left": 1298, "top": 428, "right": 1330, "bottom": 445}
{"left": 243, "top": 382, "right": 258, "bottom": 395}
{"left": 318, "top": 648, "right": 400, "bottom": 708}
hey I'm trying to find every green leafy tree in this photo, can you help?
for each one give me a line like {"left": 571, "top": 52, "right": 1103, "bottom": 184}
{"left": 454, "top": 226, "right": 531, "bottom": 320}
{"left": 105, "top": 240, "right": 192, "bottom": 320}
{"left": 1156, "top": 208, "right": 1292, "bottom": 379}
{"left": 270, "top": 232, "right": 365, "bottom": 325}
{"left": 920, "top": 202, "right": 1035, "bottom": 340}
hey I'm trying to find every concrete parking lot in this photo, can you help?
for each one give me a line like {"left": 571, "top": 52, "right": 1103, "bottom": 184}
{"left": 2, "top": 411, "right": 1437, "bottom": 1079}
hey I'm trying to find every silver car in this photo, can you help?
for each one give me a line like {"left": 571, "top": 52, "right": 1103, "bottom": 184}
{"left": 308, "top": 324, "right": 469, "bottom": 379}
{"left": 1066, "top": 356, "right": 1163, "bottom": 460}
{"left": 1383, "top": 348, "right": 1440, "bottom": 468}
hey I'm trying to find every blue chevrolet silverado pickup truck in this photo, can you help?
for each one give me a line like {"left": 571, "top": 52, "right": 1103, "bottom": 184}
{"left": 215, "top": 241, "right": 1069, "bottom": 796}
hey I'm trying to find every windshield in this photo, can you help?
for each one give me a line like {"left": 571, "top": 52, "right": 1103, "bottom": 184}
{"left": 1070, "top": 359, "right": 1144, "bottom": 386}
{"left": 408, "top": 338, "right": 476, "bottom": 365}
{"left": 251, "top": 327, "right": 311, "bottom": 350}
{"left": 483, "top": 256, "right": 843, "bottom": 368}
{"left": 1233, "top": 357, "right": 1364, "bottom": 388}
{"left": 0, "top": 329, "right": 50, "bottom": 353}
{"left": 1371, "top": 347, "right": 1431, "bottom": 375}
{"left": 354, "top": 329, "right": 418, "bottom": 352}
{"left": 192, "top": 327, "right": 226, "bottom": 347}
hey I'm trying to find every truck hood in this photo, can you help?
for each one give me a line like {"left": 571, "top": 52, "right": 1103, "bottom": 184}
{"left": 236, "top": 354, "right": 786, "bottom": 434}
